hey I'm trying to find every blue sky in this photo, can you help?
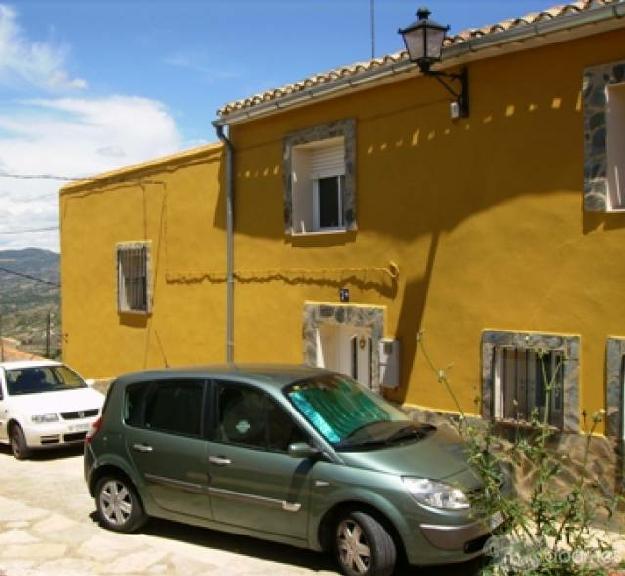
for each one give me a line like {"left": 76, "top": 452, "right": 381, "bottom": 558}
{"left": 0, "top": 0, "right": 558, "bottom": 251}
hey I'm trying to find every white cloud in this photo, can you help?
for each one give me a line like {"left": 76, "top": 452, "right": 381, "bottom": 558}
{"left": 0, "top": 4, "right": 87, "bottom": 91}
{"left": 0, "top": 96, "right": 182, "bottom": 251}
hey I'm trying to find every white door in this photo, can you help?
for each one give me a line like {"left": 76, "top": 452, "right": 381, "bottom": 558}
{"left": 317, "top": 325, "right": 372, "bottom": 388}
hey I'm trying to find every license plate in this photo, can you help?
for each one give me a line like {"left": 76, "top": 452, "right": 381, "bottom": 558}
{"left": 70, "top": 423, "right": 90, "bottom": 433}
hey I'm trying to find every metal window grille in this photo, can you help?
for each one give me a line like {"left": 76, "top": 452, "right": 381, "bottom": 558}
{"left": 118, "top": 245, "right": 148, "bottom": 312}
{"left": 494, "top": 347, "right": 564, "bottom": 428}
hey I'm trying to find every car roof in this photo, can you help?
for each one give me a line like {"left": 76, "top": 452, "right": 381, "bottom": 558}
{"left": 0, "top": 359, "right": 62, "bottom": 371}
{"left": 115, "top": 363, "right": 332, "bottom": 390}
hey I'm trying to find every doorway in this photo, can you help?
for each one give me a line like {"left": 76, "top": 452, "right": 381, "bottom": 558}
{"left": 317, "top": 324, "right": 372, "bottom": 389}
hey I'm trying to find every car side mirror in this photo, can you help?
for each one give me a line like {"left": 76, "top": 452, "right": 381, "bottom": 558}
{"left": 288, "top": 442, "right": 321, "bottom": 459}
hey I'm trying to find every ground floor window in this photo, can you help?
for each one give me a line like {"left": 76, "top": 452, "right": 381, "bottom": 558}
{"left": 117, "top": 241, "right": 151, "bottom": 314}
{"left": 493, "top": 347, "right": 564, "bottom": 428}
{"left": 606, "top": 337, "right": 625, "bottom": 440}
{"left": 482, "top": 331, "right": 580, "bottom": 432}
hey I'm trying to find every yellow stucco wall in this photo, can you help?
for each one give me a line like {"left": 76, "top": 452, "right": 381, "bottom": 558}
{"left": 60, "top": 28, "right": 625, "bottom": 432}
{"left": 60, "top": 144, "right": 226, "bottom": 377}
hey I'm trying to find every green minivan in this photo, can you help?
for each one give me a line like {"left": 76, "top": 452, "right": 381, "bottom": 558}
{"left": 84, "top": 365, "right": 501, "bottom": 576}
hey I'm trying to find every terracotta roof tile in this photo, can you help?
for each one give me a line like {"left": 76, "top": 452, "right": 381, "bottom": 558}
{"left": 218, "top": 0, "right": 621, "bottom": 118}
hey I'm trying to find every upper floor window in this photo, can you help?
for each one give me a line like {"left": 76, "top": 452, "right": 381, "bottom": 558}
{"left": 583, "top": 60, "right": 625, "bottom": 212}
{"left": 117, "top": 242, "right": 151, "bottom": 314}
{"left": 291, "top": 137, "right": 346, "bottom": 232}
{"left": 284, "top": 119, "right": 356, "bottom": 235}
{"left": 606, "top": 82, "right": 625, "bottom": 210}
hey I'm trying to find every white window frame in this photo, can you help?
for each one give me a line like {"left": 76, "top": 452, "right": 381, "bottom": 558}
{"left": 116, "top": 242, "right": 151, "bottom": 314}
{"left": 283, "top": 119, "right": 356, "bottom": 235}
{"left": 606, "top": 82, "right": 625, "bottom": 211}
{"left": 290, "top": 137, "right": 346, "bottom": 235}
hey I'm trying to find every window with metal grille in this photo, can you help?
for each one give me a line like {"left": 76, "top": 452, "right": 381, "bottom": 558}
{"left": 493, "top": 347, "right": 564, "bottom": 428}
{"left": 117, "top": 243, "right": 149, "bottom": 313}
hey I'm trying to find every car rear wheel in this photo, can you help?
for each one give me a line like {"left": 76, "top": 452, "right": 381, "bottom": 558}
{"left": 95, "top": 475, "right": 147, "bottom": 533}
{"left": 335, "top": 511, "right": 396, "bottom": 576}
{"left": 10, "top": 424, "right": 31, "bottom": 460}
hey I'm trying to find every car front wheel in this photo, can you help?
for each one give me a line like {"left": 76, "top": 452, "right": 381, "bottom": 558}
{"left": 335, "top": 511, "right": 397, "bottom": 576}
{"left": 95, "top": 475, "right": 147, "bottom": 533}
{"left": 10, "top": 424, "right": 31, "bottom": 460}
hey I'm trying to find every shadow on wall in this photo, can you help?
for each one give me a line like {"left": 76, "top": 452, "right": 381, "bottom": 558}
{"left": 386, "top": 230, "right": 440, "bottom": 403}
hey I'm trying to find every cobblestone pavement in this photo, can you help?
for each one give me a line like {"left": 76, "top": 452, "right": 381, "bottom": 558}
{"left": 0, "top": 446, "right": 484, "bottom": 576}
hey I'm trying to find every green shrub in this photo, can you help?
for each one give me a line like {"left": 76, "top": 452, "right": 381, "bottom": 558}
{"left": 417, "top": 333, "right": 624, "bottom": 576}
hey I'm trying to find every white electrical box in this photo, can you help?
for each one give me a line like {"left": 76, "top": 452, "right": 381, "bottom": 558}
{"left": 450, "top": 101, "right": 460, "bottom": 120}
{"left": 379, "top": 339, "right": 400, "bottom": 388}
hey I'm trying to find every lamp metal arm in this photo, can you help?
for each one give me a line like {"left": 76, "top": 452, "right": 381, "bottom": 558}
{"left": 425, "top": 67, "right": 469, "bottom": 117}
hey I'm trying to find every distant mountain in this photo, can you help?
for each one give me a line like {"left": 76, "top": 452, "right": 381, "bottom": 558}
{"left": 0, "top": 248, "right": 60, "bottom": 358}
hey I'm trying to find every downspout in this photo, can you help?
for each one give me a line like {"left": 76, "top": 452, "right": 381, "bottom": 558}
{"left": 214, "top": 123, "right": 235, "bottom": 363}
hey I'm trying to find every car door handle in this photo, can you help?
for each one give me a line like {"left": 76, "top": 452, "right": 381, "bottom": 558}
{"left": 132, "top": 443, "right": 153, "bottom": 453}
{"left": 209, "top": 456, "right": 231, "bottom": 466}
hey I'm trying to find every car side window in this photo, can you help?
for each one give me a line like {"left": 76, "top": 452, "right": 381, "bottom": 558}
{"left": 125, "top": 380, "right": 204, "bottom": 437}
{"left": 215, "top": 383, "right": 307, "bottom": 452}
{"left": 125, "top": 383, "right": 147, "bottom": 427}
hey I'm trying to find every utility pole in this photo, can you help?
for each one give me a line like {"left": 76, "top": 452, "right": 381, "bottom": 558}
{"left": 46, "top": 311, "right": 51, "bottom": 358}
{"left": 0, "top": 314, "right": 4, "bottom": 362}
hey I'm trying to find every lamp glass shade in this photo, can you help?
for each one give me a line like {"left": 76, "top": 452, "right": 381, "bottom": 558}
{"left": 399, "top": 9, "right": 448, "bottom": 68}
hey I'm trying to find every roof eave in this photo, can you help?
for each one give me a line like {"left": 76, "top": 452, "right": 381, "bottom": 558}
{"left": 214, "top": 2, "right": 625, "bottom": 127}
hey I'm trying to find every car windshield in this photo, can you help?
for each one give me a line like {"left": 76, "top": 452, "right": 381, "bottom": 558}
{"left": 285, "top": 374, "right": 431, "bottom": 450}
{"left": 5, "top": 366, "right": 87, "bottom": 396}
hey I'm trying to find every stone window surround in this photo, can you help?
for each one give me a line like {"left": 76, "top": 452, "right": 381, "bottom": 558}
{"left": 116, "top": 241, "right": 152, "bottom": 315}
{"left": 482, "top": 330, "right": 580, "bottom": 432}
{"left": 583, "top": 59, "right": 625, "bottom": 212}
{"left": 283, "top": 118, "right": 357, "bottom": 234}
{"left": 606, "top": 337, "right": 625, "bottom": 439}
{"left": 302, "top": 302, "right": 384, "bottom": 393}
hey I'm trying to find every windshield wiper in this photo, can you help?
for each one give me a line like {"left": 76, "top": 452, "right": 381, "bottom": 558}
{"left": 336, "top": 438, "right": 391, "bottom": 451}
{"left": 386, "top": 424, "right": 435, "bottom": 444}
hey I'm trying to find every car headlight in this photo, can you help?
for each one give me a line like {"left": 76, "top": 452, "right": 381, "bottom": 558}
{"left": 403, "top": 477, "right": 470, "bottom": 510}
{"left": 31, "top": 413, "right": 59, "bottom": 423}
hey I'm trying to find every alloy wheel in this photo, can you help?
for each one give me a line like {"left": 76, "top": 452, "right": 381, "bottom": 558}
{"left": 337, "top": 518, "right": 372, "bottom": 574}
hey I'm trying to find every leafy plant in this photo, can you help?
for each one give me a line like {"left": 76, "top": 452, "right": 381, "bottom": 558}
{"left": 417, "top": 333, "right": 624, "bottom": 576}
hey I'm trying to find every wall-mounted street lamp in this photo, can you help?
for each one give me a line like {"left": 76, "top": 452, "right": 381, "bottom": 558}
{"left": 398, "top": 7, "right": 469, "bottom": 118}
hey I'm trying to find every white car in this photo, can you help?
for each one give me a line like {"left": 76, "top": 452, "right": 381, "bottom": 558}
{"left": 0, "top": 360, "right": 104, "bottom": 459}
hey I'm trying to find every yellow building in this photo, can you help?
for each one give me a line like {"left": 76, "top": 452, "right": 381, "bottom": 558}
{"left": 61, "top": 1, "right": 625, "bottom": 439}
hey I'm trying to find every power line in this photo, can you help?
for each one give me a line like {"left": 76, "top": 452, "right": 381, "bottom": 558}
{"left": 0, "top": 172, "right": 165, "bottom": 185}
{"left": 0, "top": 173, "right": 79, "bottom": 182}
{"left": 0, "top": 226, "right": 58, "bottom": 235}
{"left": 0, "top": 266, "right": 60, "bottom": 288}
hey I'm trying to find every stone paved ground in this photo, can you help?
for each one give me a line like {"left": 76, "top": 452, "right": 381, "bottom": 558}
{"left": 0, "top": 446, "right": 484, "bottom": 576}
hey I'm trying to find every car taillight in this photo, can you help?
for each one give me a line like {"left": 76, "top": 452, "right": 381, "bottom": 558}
{"left": 85, "top": 417, "right": 102, "bottom": 444}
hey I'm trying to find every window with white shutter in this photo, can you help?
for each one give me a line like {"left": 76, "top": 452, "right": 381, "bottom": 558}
{"left": 283, "top": 119, "right": 356, "bottom": 235}
{"left": 291, "top": 137, "right": 346, "bottom": 233}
